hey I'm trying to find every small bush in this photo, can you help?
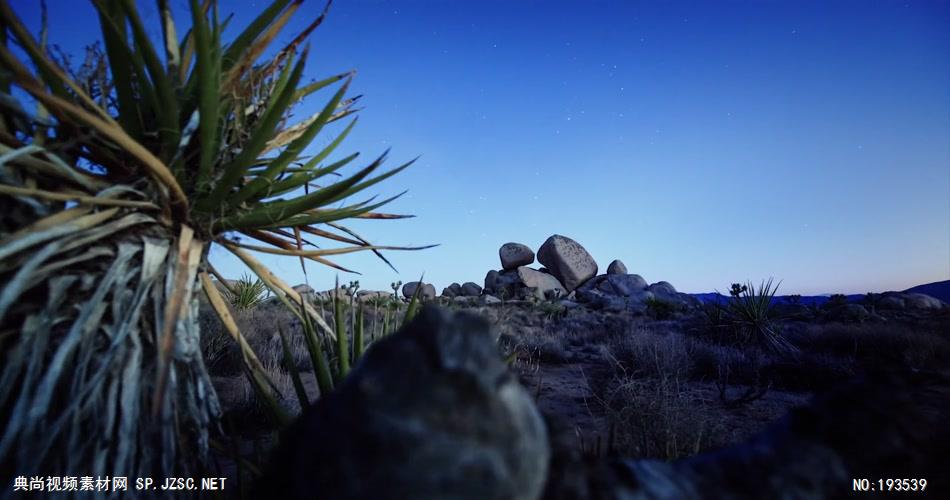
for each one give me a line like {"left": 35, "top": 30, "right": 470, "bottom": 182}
{"left": 645, "top": 297, "right": 677, "bottom": 320}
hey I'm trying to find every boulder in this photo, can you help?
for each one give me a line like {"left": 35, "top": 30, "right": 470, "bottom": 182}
{"left": 258, "top": 306, "right": 549, "bottom": 499}
{"left": 484, "top": 270, "right": 500, "bottom": 292}
{"left": 826, "top": 304, "right": 870, "bottom": 322}
{"left": 537, "top": 235, "right": 598, "bottom": 292}
{"left": 648, "top": 281, "right": 677, "bottom": 296}
{"left": 597, "top": 274, "right": 648, "bottom": 296}
{"left": 292, "top": 284, "right": 315, "bottom": 296}
{"left": 480, "top": 294, "right": 502, "bottom": 305}
{"left": 606, "top": 259, "right": 627, "bottom": 275}
{"left": 499, "top": 243, "right": 535, "bottom": 271}
{"left": 442, "top": 283, "right": 462, "bottom": 298}
{"left": 461, "top": 282, "right": 483, "bottom": 297}
{"left": 878, "top": 295, "right": 905, "bottom": 310}
{"left": 557, "top": 299, "right": 581, "bottom": 310}
{"left": 517, "top": 267, "right": 566, "bottom": 300}
{"left": 485, "top": 269, "right": 523, "bottom": 298}
{"left": 904, "top": 293, "right": 943, "bottom": 310}
{"left": 403, "top": 282, "right": 436, "bottom": 300}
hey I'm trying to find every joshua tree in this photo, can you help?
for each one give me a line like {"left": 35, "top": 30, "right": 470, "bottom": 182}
{"left": 0, "top": 0, "right": 430, "bottom": 484}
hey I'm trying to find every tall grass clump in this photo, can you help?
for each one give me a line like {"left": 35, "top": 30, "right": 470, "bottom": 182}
{"left": 0, "top": 0, "right": 431, "bottom": 485}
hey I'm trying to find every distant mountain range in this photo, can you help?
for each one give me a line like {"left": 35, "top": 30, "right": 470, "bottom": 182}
{"left": 689, "top": 279, "right": 950, "bottom": 305}
{"left": 903, "top": 280, "right": 950, "bottom": 303}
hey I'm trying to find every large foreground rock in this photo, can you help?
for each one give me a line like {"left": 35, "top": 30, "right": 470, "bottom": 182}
{"left": 499, "top": 242, "right": 535, "bottom": 271}
{"left": 537, "top": 235, "right": 598, "bottom": 292}
{"left": 260, "top": 307, "right": 549, "bottom": 499}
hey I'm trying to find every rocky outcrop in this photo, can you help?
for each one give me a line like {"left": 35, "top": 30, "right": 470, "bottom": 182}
{"left": 499, "top": 242, "right": 535, "bottom": 271}
{"left": 449, "top": 234, "right": 696, "bottom": 312}
{"left": 573, "top": 273, "right": 693, "bottom": 313}
{"left": 904, "top": 293, "right": 944, "bottom": 310}
{"left": 259, "top": 306, "right": 550, "bottom": 499}
{"left": 537, "top": 235, "right": 598, "bottom": 292}
{"left": 606, "top": 259, "right": 627, "bottom": 275}
{"left": 871, "top": 292, "right": 945, "bottom": 312}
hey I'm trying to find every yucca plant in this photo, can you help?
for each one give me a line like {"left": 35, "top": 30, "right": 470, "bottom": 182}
{"left": 227, "top": 273, "right": 268, "bottom": 310}
{"left": 0, "top": 0, "right": 431, "bottom": 485}
{"left": 722, "top": 278, "right": 797, "bottom": 354}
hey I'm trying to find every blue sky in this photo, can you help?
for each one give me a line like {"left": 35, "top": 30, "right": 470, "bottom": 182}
{"left": 14, "top": 1, "right": 950, "bottom": 295}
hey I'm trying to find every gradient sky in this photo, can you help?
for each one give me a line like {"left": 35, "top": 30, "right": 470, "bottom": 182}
{"left": 14, "top": 1, "right": 950, "bottom": 295}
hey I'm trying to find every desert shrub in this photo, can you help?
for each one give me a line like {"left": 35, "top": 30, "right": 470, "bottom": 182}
{"left": 784, "top": 322, "right": 950, "bottom": 371}
{"left": 765, "top": 353, "right": 855, "bottom": 392}
{"left": 703, "top": 279, "right": 796, "bottom": 354}
{"left": 645, "top": 297, "right": 677, "bottom": 320}
{"left": 688, "top": 341, "right": 747, "bottom": 381}
{"left": 535, "top": 301, "right": 568, "bottom": 322}
{"left": 607, "top": 329, "right": 692, "bottom": 380}
{"left": 825, "top": 294, "right": 848, "bottom": 308}
{"left": 597, "top": 371, "right": 726, "bottom": 460}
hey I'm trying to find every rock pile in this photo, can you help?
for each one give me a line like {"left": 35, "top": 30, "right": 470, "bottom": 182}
{"left": 475, "top": 234, "right": 697, "bottom": 312}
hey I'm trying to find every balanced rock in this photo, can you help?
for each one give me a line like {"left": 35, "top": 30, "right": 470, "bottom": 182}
{"left": 259, "top": 306, "right": 550, "bottom": 499}
{"left": 606, "top": 260, "right": 627, "bottom": 275}
{"left": 537, "top": 235, "right": 598, "bottom": 292}
{"left": 292, "top": 284, "right": 314, "bottom": 296}
{"left": 461, "top": 282, "right": 483, "bottom": 297}
{"left": 499, "top": 243, "right": 535, "bottom": 271}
